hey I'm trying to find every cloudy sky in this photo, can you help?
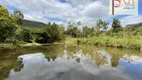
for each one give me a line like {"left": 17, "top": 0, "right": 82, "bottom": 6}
{"left": 0, "top": 0, "right": 142, "bottom": 27}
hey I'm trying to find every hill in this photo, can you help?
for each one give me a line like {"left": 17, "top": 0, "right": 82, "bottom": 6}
{"left": 125, "top": 22, "right": 142, "bottom": 30}
{"left": 125, "top": 22, "right": 142, "bottom": 35}
{"left": 22, "top": 19, "right": 46, "bottom": 28}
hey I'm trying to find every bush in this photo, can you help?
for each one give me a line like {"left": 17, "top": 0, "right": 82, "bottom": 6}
{"left": 15, "top": 27, "right": 32, "bottom": 42}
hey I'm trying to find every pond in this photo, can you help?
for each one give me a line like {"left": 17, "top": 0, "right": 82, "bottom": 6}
{"left": 0, "top": 45, "right": 142, "bottom": 80}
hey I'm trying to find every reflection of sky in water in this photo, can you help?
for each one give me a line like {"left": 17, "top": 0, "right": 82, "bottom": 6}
{"left": 118, "top": 55, "right": 142, "bottom": 80}
{"left": 8, "top": 53, "right": 142, "bottom": 80}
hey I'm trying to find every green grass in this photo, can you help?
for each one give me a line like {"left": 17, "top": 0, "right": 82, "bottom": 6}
{"left": 0, "top": 36, "right": 141, "bottom": 50}
{"left": 78, "top": 36, "right": 142, "bottom": 50}
{"left": 0, "top": 41, "right": 42, "bottom": 49}
{"left": 0, "top": 43, "right": 17, "bottom": 49}
{"left": 55, "top": 36, "right": 79, "bottom": 46}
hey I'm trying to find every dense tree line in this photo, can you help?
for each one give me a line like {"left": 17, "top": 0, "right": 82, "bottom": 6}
{"left": 65, "top": 18, "right": 124, "bottom": 38}
{"left": 15, "top": 22, "right": 64, "bottom": 43}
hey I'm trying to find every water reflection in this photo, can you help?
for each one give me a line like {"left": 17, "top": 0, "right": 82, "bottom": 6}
{"left": 13, "top": 58, "right": 24, "bottom": 72}
{"left": 111, "top": 55, "right": 119, "bottom": 67}
{"left": 8, "top": 50, "right": 142, "bottom": 80}
{"left": 0, "top": 45, "right": 142, "bottom": 80}
{"left": 119, "top": 55, "right": 142, "bottom": 80}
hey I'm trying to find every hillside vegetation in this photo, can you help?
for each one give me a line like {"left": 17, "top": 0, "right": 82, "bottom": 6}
{"left": 124, "top": 22, "right": 142, "bottom": 36}
{"left": 22, "top": 19, "right": 46, "bottom": 28}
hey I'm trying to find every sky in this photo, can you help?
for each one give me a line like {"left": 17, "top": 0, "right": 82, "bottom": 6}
{"left": 0, "top": 0, "right": 142, "bottom": 27}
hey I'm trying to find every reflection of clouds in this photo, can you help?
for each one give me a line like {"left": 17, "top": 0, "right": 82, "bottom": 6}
{"left": 123, "top": 55, "right": 142, "bottom": 64}
{"left": 8, "top": 53, "right": 133, "bottom": 80}
{"left": 118, "top": 55, "right": 142, "bottom": 80}
{"left": 18, "top": 53, "right": 47, "bottom": 64}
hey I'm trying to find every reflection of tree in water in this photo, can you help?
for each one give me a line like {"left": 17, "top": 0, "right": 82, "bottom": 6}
{"left": 91, "top": 52, "right": 107, "bottom": 67}
{"left": 13, "top": 58, "right": 24, "bottom": 72}
{"left": 46, "top": 55, "right": 57, "bottom": 61}
{"left": 76, "top": 58, "right": 80, "bottom": 63}
{"left": 42, "top": 45, "right": 132, "bottom": 66}
{"left": 66, "top": 46, "right": 79, "bottom": 54}
{"left": 111, "top": 55, "right": 120, "bottom": 67}
{"left": 0, "top": 65, "right": 13, "bottom": 80}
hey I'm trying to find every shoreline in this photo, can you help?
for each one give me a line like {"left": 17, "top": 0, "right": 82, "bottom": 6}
{"left": 0, "top": 37, "right": 141, "bottom": 52}
{"left": 63, "top": 37, "right": 142, "bottom": 52}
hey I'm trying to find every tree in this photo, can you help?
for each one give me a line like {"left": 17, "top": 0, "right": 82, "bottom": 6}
{"left": 72, "top": 27, "right": 80, "bottom": 37}
{"left": 65, "top": 21, "right": 82, "bottom": 38}
{"left": 13, "top": 10, "right": 24, "bottom": 26}
{"left": 76, "top": 21, "right": 81, "bottom": 37}
{"left": 95, "top": 18, "right": 109, "bottom": 36}
{"left": 83, "top": 26, "right": 93, "bottom": 37}
{"left": 0, "top": 5, "right": 17, "bottom": 42}
{"left": 112, "top": 18, "right": 122, "bottom": 32}
{"left": 35, "top": 22, "right": 64, "bottom": 43}
{"left": 77, "top": 21, "right": 81, "bottom": 26}
{"left": 16, "top": 27, "right": 32, "bottom": 42}
{"left": 66, "top": 21, "right": 74, "bottom": 37}
{"left": 14, "top": 10, "right": 24, "bottom": 18}
{"left": 96, "top": 18, "right": 103, "bottom": 32}
{"left": 102, "top": 21, "right": 109, "bottom": 31}
{"left": 96, "top": 18, "right": 109, "bottom": 31}
{"left": 12, "top": 10, "right": 24, "bottom": 42}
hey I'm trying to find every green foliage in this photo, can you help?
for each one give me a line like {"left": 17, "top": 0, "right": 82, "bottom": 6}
{"left": 15, "top": 27, "right": 32, "bottom": 42}
{"left": 65, "top": 22, "right": 82, "bottom": 38}
{"left": 36, "top": 22, "right": 65, "bottom": 43}
{"left": 83, "top": 26, "right": 94, "bottom": 37}
{"left": 79, "top": 36, "right": 141, "bottom": 50}
{"left": 96, "top": 18, "right": 109, "bottom": 32}
{"left": 15, "top": 22, "right": 65, "bottom": 43}
{"left": 112, "top": 18, "right": 123, "bottom": 32}
{"left": 65, "top": 20, "right": 109, "bottom": 38}
{"left": 104, "top": 18, "right": 124, "bottom": 37}
{"left": 13, "top": 10, "right": 24, "bottom": 18}
{"left": 106, "top": 29, "right": 124, "bottom": 37}
{"left": 0, "top": 5, "right": 17, "bottom": 42}
{"left": 124, "top": 22, "right": 142, "bottom": 36}
{"left": 13, "top": 10, "right": 24, "bottom": 26}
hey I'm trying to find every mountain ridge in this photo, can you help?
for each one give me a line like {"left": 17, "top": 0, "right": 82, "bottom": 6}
{"left": 22, "top": 19, "right": 46, "bottom": 28}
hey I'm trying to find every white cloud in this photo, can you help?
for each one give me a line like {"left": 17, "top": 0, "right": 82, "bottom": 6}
{"left": 83, "top": 1, "right": 108, "bottom": 18}
{"left": 120, "top": 15, "right": 142, "bottom": 26}
{"left": 24, "top": 12, "right": 49, "bottom": 23}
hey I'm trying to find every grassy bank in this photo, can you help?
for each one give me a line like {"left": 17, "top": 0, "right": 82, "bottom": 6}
{"left": 0, "top": 42, "right": 42, "bottom": 49}
{"left": 0, "top": 36, "right": 141, "bottom": 51}
{"left": 77, "top": 36, "right": 142, "bottom": 50}
{"left": 58, "top": 36, "right": 142, "bottom": 51}
{"left": 0, "top": 43, "right": 17, "bottom": 49}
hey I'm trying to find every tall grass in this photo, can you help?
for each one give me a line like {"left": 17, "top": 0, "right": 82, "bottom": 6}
{"left": 78, "top": 36, "right": 142, "bottom": 50}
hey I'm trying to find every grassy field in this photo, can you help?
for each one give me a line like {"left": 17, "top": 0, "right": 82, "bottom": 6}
{"left": 62, "top": 36, "right": 142, "bottom": 50}
{"left": 78, "top": 36, "right": 142, "bottom": 50}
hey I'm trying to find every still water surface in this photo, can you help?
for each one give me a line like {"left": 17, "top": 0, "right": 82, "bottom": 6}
{"left": 0, "top": 45, "right": 142, "bottom": 80}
